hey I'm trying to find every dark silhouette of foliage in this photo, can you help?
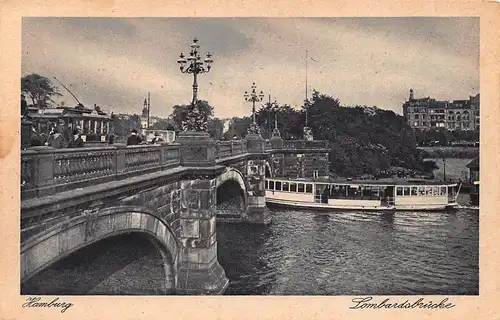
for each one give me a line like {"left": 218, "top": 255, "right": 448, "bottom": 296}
{"left": 170, "top": 100, "right": 214, "bottom": 131}
{"left": 223, "top": 116, "right": 252, "bottom": 139}
{"left": 111, "top": 114, "right": 141, "bottom": 138}
{"left": 208, "top": 118, "right": 224, "bottom": 140}
{"left": 21, "top": 74, "right": 62, "bottom": 108}
{"left": 150, "top": 118, "right": 176, "bottom": 131}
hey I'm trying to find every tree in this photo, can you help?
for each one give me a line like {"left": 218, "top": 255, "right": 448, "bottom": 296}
{"left": 111, "top": 114, "right": 141, "bottom": 138}
{"left": 150, "top": 118, "right": 176, "bottom": 131}
{"left": 170, "top": 100, "right": 214, "bottom": 131}
{"left": 304, "top": 90, "right": 423, "bottom": 177}
{"left": 21, "top": 74, "right": 62, "bottom": 108}
{"left": 208, "top": 118, "right": 224, "bottom": 140}
{"left": 256, "top": 102, "right": 303, "bottom": 139}
{"left": 223, "top": 116, "right": 252, "bottom": 139}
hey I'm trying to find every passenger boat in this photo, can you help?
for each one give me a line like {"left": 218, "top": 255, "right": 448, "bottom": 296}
{"left": 265, "top": 177, "right": 460, "bottom": 211}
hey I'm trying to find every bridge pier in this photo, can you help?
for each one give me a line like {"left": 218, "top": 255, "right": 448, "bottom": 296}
{"left": 175, "top": 131, "right": 229, "bottom": 295}
{"left": 244, "top": 133, "right": 271, "bottom": 224}
{"left": 21, "top": 133, "right": 330, "bottom": 295}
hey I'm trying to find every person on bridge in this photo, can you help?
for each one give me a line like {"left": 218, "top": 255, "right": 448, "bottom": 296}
{"left": 67, "top": 129, "right": 84, "bottom": 148}
{"left": 30, "top": 125, "right": 43, "bottom": 147}
{"left": 151, "top": 132, "right": 163, "bottom": 144}
{"left": 46, "top": 127, "right": 66, "bottom": 149}
{"left": 127, "top": 129, "right": 142, "bottom": 146}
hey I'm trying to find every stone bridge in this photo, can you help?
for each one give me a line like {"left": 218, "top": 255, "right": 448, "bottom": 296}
{"left": 20, "top": 132, "right": 329, "bottom": 295}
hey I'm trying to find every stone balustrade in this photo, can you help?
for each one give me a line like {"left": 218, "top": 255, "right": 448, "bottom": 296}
{"left": 280, "top": 140, "right": 329, "bottom": 150}
{"left": 21, "top": 143, "right": 182, "bottom": 200}
{"left": 21, "top": 138, "right": 329, "bottom": 201}
{"left": 215, "top": 140, "right": 247, "bottom": 159}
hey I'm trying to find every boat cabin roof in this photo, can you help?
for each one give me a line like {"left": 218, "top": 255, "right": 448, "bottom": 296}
{"left": 267, "top": 177, "right": 456, "bottom": 186}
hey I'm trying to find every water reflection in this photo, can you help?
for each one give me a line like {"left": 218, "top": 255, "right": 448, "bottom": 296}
{"left": 217, "top": 223, "right": 275, "bottom": 295}
{"left": 217, "top": 208, "right": 479, "bottom": 295}
{"left": 380, "top": 211, "right": 395, "bottom": 228}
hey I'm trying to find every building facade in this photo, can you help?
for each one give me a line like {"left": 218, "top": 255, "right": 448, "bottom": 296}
{"left": 402, "top": 89, "right": 480, "bottom": 131}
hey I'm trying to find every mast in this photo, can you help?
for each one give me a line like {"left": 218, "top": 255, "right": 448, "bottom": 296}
{"left": 305, "top": 50, "right": 308, "bottom": 127}
{"left": 53, "top": 77, "right": 83, "bottom": 106}
{"left": 305, "top": 50, "right": 308, "bottom": 103}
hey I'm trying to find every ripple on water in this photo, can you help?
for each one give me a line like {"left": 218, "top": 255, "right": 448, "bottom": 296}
{"left": 217, "top": 208, "right": 478, "bottom": 295}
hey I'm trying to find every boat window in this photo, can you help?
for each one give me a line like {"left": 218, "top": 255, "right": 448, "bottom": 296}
{"left": 282, "top": 182, "right": 289, "bottom": 192}
{"left": 290, "top": 183, "right": 297, "bottom": 192}
{"left": 432, "top": 187, "right": 438, "bottom": 196}
{"left": 440, "top": 186, "right": 447, "bottom": 196}
{"left": 269, "top": 181, "right": 275, "bottom": 190}
{"left": 411, "top": 187, "right": 418, "bottom": 196}
{"left": 298, "top": 183, "right": 305, "bottom": 193}
{"left": 371, "top": 186, "right": 380, "bottom": 197}
{"left": 426, "top": 187, "right": 432, "bottom": 196}
{"left": 396, "top": 187, "right": 403, "bottom": 196}
{"left": 417, "top": 187, "right": 425, "bottom": 196}
{"left": 331, "top": 185, "right": 346, "bottom": 198}
{"left": 275, "top": 181, "right": 282, "bottom": 191}
{"left": 403, "top": 187, "right": 410, "bottom": 196}
{"left": 305, "top": 184, "right": 313, "bottom": 194}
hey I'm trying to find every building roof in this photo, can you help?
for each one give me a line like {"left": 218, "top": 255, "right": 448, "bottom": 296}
{"left": 269, "top": 177, "right": 455, "bottom": 186}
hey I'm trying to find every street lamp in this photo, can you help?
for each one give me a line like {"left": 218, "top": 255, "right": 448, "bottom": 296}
{"left": 177, "top": 38, "right": 213, "bottom": 131}
{"left": 271, "top": 99, "right": 281, "bottom": 138}
{"left": 244, "top": 82, "right": 264, "bottom": 134}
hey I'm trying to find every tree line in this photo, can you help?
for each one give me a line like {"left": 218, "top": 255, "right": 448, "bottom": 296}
{"left": 21, "top": 73, "right": 471, "bottom": 177}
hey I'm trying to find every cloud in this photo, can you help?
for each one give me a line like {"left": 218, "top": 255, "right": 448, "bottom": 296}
{"left": 21, "top": 17, "right": 479, "bottom": 119}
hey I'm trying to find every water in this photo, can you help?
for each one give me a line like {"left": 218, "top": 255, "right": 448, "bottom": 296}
{"left": 217, "top": 208, "right": 479, "bottom": 295}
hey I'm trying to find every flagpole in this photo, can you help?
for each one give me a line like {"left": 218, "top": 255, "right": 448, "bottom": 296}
{"left": 305, "top": 50, "right": 308, "bottom": 127}
{"left": 305, "top": 50, "right": 308, "bottom": 102}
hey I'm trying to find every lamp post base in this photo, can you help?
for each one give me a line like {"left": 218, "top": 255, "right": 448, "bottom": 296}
{"left": 175, "top": 131, "right": 215, "bottom": 167}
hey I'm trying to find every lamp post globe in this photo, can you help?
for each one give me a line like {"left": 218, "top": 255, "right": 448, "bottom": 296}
{"left": 177, "top": 38, "right": 214, "bottom": 132}
{"left": 244, "top": 82, "right": 265, "bottom": 135}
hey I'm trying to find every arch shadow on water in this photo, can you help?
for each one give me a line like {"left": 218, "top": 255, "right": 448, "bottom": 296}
{"left": 216, "top": 222, "right": 274, "bottom": 295}
{"left": 21, "top": 233, "right": 170, "bottom": 295}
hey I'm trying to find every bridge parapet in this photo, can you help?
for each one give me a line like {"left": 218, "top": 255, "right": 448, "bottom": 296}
{"left": 21, "top": 139, "right": 330, "bottom": 201}
{"left": 268, "top": 139, "right": 329, "bottom": 151}
{"left": 214, "top": 140, "right": 247, "bottom": 159}
{"left": 21, "top": 143, "right": 181, "bottom": 200}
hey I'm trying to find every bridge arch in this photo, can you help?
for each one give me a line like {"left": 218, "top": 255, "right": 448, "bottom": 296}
{"left": 21, "top": 206, "right": 179, "bottom": 294}
{"left": 215, "top": 167, "right": 247, "bottom": 217}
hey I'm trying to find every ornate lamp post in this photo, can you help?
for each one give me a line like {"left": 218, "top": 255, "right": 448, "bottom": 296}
{"left": 177, "top": 38, "right": 213, "bottom": 132}
{"left": 271, "top": 99, "right": 281, "bottom": 138}
{"left": 244, "top": 82, "right": 264, "bottom": 135}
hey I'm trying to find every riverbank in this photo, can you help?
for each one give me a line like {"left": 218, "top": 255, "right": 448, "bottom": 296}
{"left": 418, "top": 146, "right": 479, "bottom": 159}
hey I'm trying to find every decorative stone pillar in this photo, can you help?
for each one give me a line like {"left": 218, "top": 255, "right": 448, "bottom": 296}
{"left": 245, "top": 133, "right": 271, "bottom": 224}
{"left": 269, "top": 135, "right": 284, "bottom": 177}
{"left": 176, "top": 131, "right": 215, "bottom": 167}
{"left": 174, "top": 131, "right": 229, "bottom": 295}
{"left": 21, "top": 120, "right": 32, "bottom": 149}
{"left": 28, "top": 146, "right": 56, "bottom": 197}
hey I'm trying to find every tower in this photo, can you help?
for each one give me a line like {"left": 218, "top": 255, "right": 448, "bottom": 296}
{"left": 410, "top": 88, "right": 414, "bottom": 100}
{"left": 140, "top": 99, "right": 149, "bottom": 133}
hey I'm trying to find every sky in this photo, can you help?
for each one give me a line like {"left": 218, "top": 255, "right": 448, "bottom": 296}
{"left": 21, "top": 17, "right": 479, "bottom": 119}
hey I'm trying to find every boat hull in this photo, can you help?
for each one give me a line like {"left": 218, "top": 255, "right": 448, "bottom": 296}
{"left": 266, "top": 198, "right": 458, "bottom": 212}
